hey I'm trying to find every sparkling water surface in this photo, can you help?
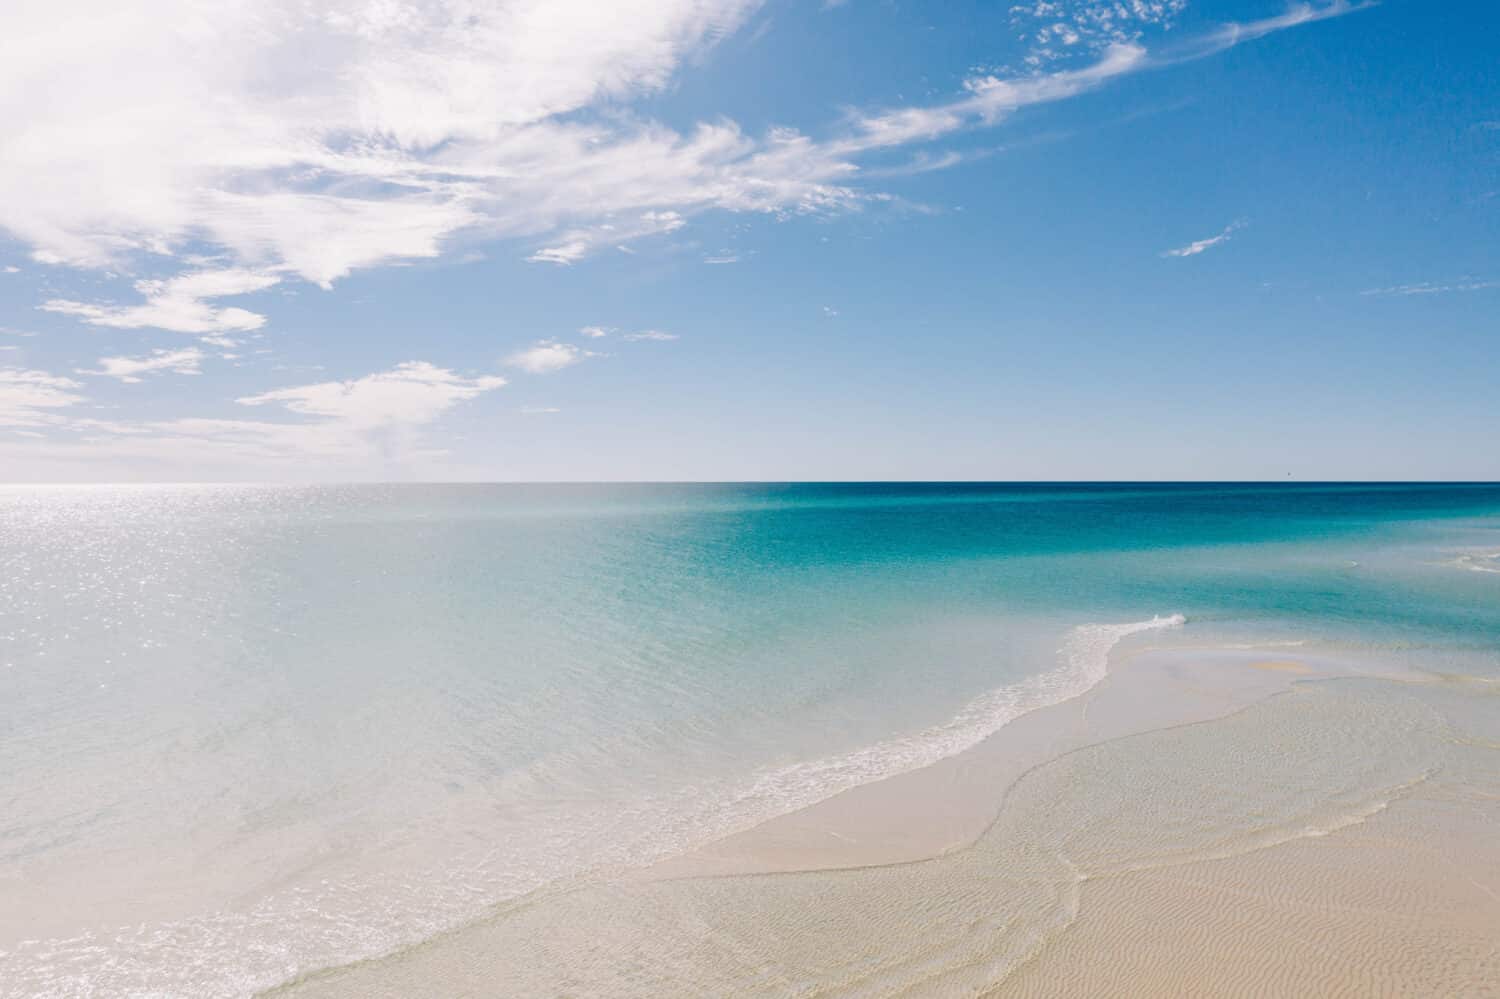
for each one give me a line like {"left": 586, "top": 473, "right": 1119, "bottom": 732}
{"left": 2, "top": 483, "right": 1498, "bottom": 996}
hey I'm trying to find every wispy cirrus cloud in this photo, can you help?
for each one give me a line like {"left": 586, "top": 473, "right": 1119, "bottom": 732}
{"left": 79, "top": 348, "right": 205, "bottom": 382}
{"left": 236, "top": 362, "right": 505, "bottom": 429}
{"left": 0, "top": 368, "right": 86, "bottom": 427}
{"left": 1360, "top": 278, "right": 1500, "bottom": 297}
{"left": 1191, "top": 0, "right": 1372, "bottom": 54}
{"left": 0, "top": 0, "right": 1365, "bottom": 337}
{"left": 1019, "top": 0, "right": 1371, "bottom": 66}
{"left": 1162, "top": 220, "right": 1246, "bottom": 258}
{"left": 528, "top": 212, "right": 687, "bottom": 266}
{"left": 41, "top": 270, "right": 277, "bottom": 335}
{"left": 8, "top": 361, "right": 507, "bottom": 475}
{"left": 622, "top": 330, "right": 679, "bottom": 342}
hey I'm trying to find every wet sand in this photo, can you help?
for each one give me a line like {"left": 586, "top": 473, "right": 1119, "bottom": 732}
{"left": 995, "top": 794, "right": 1500, "bottom": 997}
{"left": 646, "top": 644, "right": 1363, "bottom": 879}
{"left": 273, "top": 637, "right": 1500, "bottom": 998}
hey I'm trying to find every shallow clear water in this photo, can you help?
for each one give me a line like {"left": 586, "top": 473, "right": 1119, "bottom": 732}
{"left": 2, "top": 483, "right": 1498, "bottom": 996}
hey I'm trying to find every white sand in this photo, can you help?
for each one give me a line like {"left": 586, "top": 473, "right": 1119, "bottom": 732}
{"left": 273, "top": 641, "right": 1500, "bottom": 998}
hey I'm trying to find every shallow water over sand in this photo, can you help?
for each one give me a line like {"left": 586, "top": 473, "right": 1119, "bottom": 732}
{"left": 2, "top": 484, "right": 1498, "bottom": 996}
{"left": 278, "top": 640, "right": 1500, "bottom": 998}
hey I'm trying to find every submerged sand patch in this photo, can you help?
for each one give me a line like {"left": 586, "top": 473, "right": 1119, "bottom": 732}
{"left": 994, "top": 793, "right": 1500, "bottom": 998}
{"left": 273, "top": 640, "right": 1500, "bottom": 998}
{"left": 1247, "top": 658, "right": 1314, "bottom": 673}
{"left": 646, "top": 645, "right": 1334, "bottom": 878}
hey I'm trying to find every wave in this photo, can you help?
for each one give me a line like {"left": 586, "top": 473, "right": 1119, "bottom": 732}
{"left": 1, "top": 614, "right": 1187, "bottom": 999}
{"left": 691, "top": 614, "right": 1188, "bottom": 840}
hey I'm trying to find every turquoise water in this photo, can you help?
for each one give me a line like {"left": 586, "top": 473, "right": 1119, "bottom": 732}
{"left": 2, "top": 483, "right": 1498, "bottom": 996}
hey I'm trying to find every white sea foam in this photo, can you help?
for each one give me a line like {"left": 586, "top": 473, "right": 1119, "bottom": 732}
{"left": 690, "top": 614, "right": 1188, "bottom": 841}
{"left": 1450, "top": 549, "right": 1500, "bottom": 574}
{"left": 1, "top": 615, "right": 1187, "bottom": 999}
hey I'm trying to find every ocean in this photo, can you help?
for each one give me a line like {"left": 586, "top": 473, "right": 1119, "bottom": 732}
{"left": 2, "top": 483, "right": 1498, "bottom": 996}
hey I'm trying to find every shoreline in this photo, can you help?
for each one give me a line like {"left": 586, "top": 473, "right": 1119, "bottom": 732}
{"left": 8, "top": 489, "right": 1499, "bottom": 999}
{"left": 268, "top": 625, "right": 1498, "bottom": 997}
{"left": 639, "top": 639, "right": 1329, "bottom": 881}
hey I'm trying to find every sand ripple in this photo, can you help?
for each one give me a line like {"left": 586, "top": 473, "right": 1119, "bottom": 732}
{"left": 276, "top": 675, "right": 1499, "bottom": 998}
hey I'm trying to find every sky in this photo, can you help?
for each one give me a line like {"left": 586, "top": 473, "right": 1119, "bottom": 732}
{"left": 0, "top": 0, "right": 1496, "bottom": 482}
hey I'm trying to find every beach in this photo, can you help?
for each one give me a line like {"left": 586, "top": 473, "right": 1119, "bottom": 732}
{"left": 3, "top": 483, "right": 1498, "bottom": 997}
{"left": 273, "top": 633, "right": 1500, "bottom": 997}
{"left": 4, "top": 0, "right": 1495, "bottom": 990}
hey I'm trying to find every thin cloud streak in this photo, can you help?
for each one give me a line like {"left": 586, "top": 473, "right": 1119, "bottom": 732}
{"left": 79, "top": 348, "right": 205, "bottom": 382}
{"left": 1162, "top": 220, "right": 1246, "bottom": 258}
{"left": 1361, "top": 279, "right": 1500, "bottom": 297}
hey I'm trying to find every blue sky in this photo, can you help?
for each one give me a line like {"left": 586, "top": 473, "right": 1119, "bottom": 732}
{"left": 0, "top": 0, "right": 1495, "bottom": 481}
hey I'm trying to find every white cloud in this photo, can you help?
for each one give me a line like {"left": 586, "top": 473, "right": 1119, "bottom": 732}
{"left": 860, "top": 150, "right": 968, "bottom": 179}
{"left": 2, "top": 266, "right": 18, "bottom": 274}
{"left": 850, "top": 107, "right": 969, "bottom": 149}
{"left": 0, "top": 0, "right": 1365, "bottom": 333}
{"left": 1010, "top": 0, "right": 1188, "bottom": 65}
{"left": 1162, "top": 220, "right": 1245, "bottom": 258}
{"left": 1196, "top": 1, "right": 1370, "bottom": 54}
{"left": 823, "top": 40, "right": 1150, "bottom": 173}
{"left": 41, "top": 269, "right": 277, "bottom": 334}
{"left": 527, "top": 241, "right": 591, "bottom": 265}
{"left": 238, "top": 361, "right": 505, "bottom": 429}
{"left": 80, "top": 347, "right": 205, "bottom": 382}
{"left": 579, "top": 326, "right": 612, "bottom": 338}
{"left": 622, "top": 330, "right": 678, "bottom": 341}
{"left": 1361, "top": 279, "right": 1500, "bottom": 297}
{"left": 0, "top": 368, "right": 86, "bottom": 427}
{"left": 703, "top": 252, "right": 740, "bottom": 264}
{"left": 0, "top": 1, "right": 761, "bottom": 278}
{"left": 505, "top": 340, "right": 593, "bottom": 373}
{"left": 957, "top": 42, "right": 1149, "bottom": 124}
{"left": 528, "top": 211, "right": 686, "bottom": 266}
{"left": 0, "top": 361, "right": 505, "bottom": 476}
{"left": 520, "top": 405, "right": 561, "bottom": 414}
